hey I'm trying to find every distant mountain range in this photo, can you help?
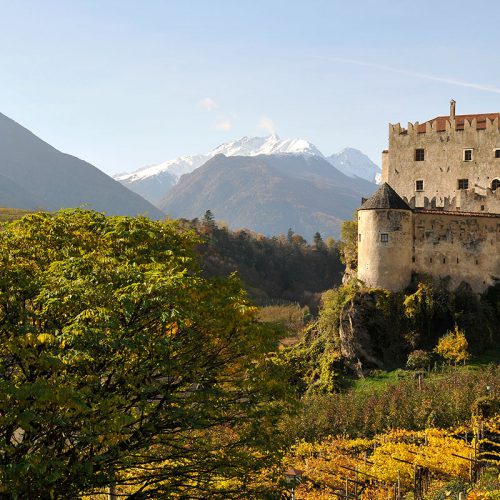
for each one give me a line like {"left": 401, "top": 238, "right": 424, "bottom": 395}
{"left": 158, "top": 153, "right": 376, "bottom": 239}
{"left": 115, "top": 135, "right": 380, "bottom": 206}
{"left": 0, "top": 112, "right": 163, "bottom": 218}
{"left": 0, "top": 112, "right": 378, "bottom": 239}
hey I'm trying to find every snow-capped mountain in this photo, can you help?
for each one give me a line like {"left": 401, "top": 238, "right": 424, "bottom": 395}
{"left": 326, "top": 148, "right": 381, "bottom": 184}
{"left": 115, "top": 135, "right": 378, "bottom": 205}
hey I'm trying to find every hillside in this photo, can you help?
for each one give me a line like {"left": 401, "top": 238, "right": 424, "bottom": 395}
{"left": 0, "top": 207, "right": 32, "bottom": 222}
{"left": 115, "top": 135, "right": 380, "bottom": 205}
{"left": 159, "top": 154, "right": 376, "bottom": 239}
{"left": 0, "top": 112, "right": 163, "bottom": 217}
{"left": 190, "top": 220, "right": 344, "bottom": 311}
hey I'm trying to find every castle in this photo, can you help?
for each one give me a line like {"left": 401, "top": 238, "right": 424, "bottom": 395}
{"left": 357, "top": 101, "right": 500, "bottom": 293}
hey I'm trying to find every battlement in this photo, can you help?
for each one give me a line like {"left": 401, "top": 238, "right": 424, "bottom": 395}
{"left": 391, "top": 115, "right": 500, "bottom": 138}
{"left": 382, "top": 100, "right": 500, "bottom": 215}
{"left": 359, "top": 101, "right": 500, "bottom": 293}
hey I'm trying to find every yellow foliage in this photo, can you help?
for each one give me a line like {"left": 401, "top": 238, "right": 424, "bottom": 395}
{"left": 283, "top": 422, "right": 499, "bottom": 498}
{"left": 435, "top": 325, "right": 471, "bottom": 365}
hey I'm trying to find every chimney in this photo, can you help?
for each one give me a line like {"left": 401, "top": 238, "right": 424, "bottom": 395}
{"left": 450, "top": 99, "right": 456, "bottom": 120}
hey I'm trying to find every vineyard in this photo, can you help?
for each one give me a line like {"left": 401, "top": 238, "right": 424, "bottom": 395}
{"left": 282, "top": 415, "right": 499, "bottom": 499}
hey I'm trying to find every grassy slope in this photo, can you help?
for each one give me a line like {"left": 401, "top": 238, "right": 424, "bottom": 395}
{"left": 350, "top": 343, "right": 500, "bottom": 393}
{"left": 0, "top": 207, "right": 31, "bottom": 222}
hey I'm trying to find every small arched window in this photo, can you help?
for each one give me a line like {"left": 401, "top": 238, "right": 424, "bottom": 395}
{"left": 492, "top": 179, "right": 500, "bottom": 191}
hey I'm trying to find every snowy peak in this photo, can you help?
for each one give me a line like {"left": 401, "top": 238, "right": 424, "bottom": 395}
{"left": 114, "top": 136, "right": 379, "bottom": 206}
{"left": 210, "top": 134, "right": 323, "bottom": 158}
{"left": 327, "top": 147, "right": 381, "bottom": 183}
{"left": 115, "top": 154, "right": 207, "bottom": 183}
{"left": 115, "top": 135, "right": 324, "bottom": 185}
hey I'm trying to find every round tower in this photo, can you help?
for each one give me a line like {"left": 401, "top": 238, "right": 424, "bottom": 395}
{"left": 357, "top": 183, "right": 413, "bottom": 291}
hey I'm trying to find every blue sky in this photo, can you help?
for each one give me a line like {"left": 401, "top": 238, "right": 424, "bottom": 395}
{"left": 1, "top": 0, "right": 500, "bottom": 174}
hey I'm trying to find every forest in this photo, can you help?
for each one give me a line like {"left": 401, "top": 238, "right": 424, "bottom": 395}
{"left": 0, "top": 209, "right": 497, "bottom": 499}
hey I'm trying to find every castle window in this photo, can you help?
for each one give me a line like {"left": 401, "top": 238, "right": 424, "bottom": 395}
{"left": 495, "top": 149, "right": 500, "bottom": 158}
{"left": 457, "top": 179, "right": 469, "bottom": 190}
{"left": 463, "top": 149, "right": 473, "bottom": 161}
{"left": 358, "top": 234, "right": 362, "bottom": 242}
{"left": 380, "top": 233, "right": 389, "bottom": 243}
{"left": 415, "top": 179, "right": 424, "bottom": 191}
{"left": 492, "top": 179, "right": 500, "bottom": 191}
{"left": 443, "top": 258, "right": 446, "bottom": 264}
{"left": 415, "top": 148, "right": 425, "bottom": 161}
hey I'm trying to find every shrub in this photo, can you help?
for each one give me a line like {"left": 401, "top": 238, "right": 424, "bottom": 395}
{"left": 407, "top": 349, "right": 432, "bottom": 370}
{"left": 435, "top": 326, "right": 471, "bottom": 365}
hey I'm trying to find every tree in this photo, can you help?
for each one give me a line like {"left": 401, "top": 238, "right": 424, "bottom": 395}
{"left": 0, "top": 210, "right": 292, "bottom": 498}
{"left": 406, "top": 349, "right": 432, "bottom": 371}
{"left": 203, "top": 210, "right": 215, "bottom": 225}
{"left": 286, "top": 228, "right": 295, "bottom": 243}
{"left": 338, "top": 213, "right": 358, "bottom": 271}
{"left": 435, "top": 326, "right": 471, "bottom": 365}
{"left": 313, "top": 232, "right": 325, "bottom": 251}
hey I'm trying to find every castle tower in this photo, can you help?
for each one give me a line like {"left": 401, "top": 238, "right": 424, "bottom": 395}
{"left": 450, "top": 98, "right": 456, "bottom": 120}
{"left": 357, "top": 183, "right": 413, "bottom": 291}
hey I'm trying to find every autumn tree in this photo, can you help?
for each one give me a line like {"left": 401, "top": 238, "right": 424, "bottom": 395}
{"left": 435, "top": 326, "right": 471, "bottom": 365}
{"left": 338, "top": 213, "right": 358, "bottom": 272}
{"left": 0, "top": 210, "right": 292, "bottom": 498}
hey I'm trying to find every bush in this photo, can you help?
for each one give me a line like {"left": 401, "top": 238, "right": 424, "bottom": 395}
{"left": 407, "top": 349, "right": 432, "bottom": 370}
{"left": 435, "top": 326, "right": 471, "bottom": 365}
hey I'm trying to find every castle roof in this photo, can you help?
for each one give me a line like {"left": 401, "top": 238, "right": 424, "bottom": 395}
{"left": 417, "top": 113, "right": 500, "bottom": 133}
{"left": 359, "top": 183, "right": 411, "bottom": 210}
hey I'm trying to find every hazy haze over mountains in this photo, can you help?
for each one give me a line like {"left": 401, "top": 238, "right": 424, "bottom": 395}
{"left": 159, "top": 153, "right": 376, "bottom": 239}
{"left": 115, "top": 135, "right": 380, "bottom": 205}
{"left": 0, "top": 111, "right": 378, "bottom": 239}
{"left": 0, "top": 112, "right": 163, "bottom": 218}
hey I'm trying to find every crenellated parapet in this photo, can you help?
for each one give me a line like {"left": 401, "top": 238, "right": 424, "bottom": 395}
{"left": 368, "top": 101, "right": 500, "bottom": 293}
{"left": 383, "top": 100, "right": 500, "bottom": 216}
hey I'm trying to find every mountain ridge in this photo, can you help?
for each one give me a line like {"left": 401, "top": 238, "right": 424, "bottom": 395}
{"left": 115, "top": 135, "right": 380, "bottom": 205}
{"left": 0, "top": 111, "right": 164, "bottom": 217}
{"left": 159, "top": 153, "right": 376, "bottom": 239}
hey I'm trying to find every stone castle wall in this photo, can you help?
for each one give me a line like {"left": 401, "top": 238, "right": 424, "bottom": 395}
{"left": 412, "top": 210, "right": 499, "bottom": 292}
{"left": 357, "top": 208, "right": 413, "bottom": 291}
{"left": 381, "top": 119, "right": 500, "bottom": 213}
{"left": 358, "top": 208, "right": 499, "bottom": 293}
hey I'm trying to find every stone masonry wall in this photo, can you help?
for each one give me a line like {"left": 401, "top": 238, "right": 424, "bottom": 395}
{"left": 381, "top": 120, "right": 500, "bottom": 213}
{"left": 412, "top": 211, "right": 500, "bottom": 292}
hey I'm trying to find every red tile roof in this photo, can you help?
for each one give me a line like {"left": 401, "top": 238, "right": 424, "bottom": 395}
{"left": 416, "top": 113, "right": 500, "bottom": 133}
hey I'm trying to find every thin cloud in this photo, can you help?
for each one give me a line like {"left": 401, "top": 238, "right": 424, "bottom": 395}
{"left": 313, "top": 56, "right": 500, "bottom": 95}
{"left": 257, "top": 116, "right": 276, "bottom": 134}
{"left": 199, "top": 97, "right": 218, "bottom": 112}
{"left": 215, "top": 118, "right": 232, "bottom": 131}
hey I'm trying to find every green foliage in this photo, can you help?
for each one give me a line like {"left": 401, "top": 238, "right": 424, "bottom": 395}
{"left": 189, "top": 220, "right": 343, "bottom": 313}
{"left": 0, "top": 209, "right": 293, "bottom": 498}
{"left": 338, "top": 213, "right": 358, "bottom": 270}
{"left": 431, "top": 478, "right": 468, "bottom": 500}
{"left": 406, "top": 350, "right": 432, "bottom": 370}
{"left": 285, "top": 364, "right": 500, "bottom": 442}
{"left": 283, "top": 324, "right": 344, "bottom": 395}
{"left": 317, "top": 282, "right": 358, "bottom": 343}
{"left": 279, "top": 284, "right": 360, "bottom": 394}
{"left": 299, "top": 278, "right": 497, "bottom": 383}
